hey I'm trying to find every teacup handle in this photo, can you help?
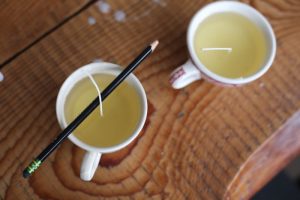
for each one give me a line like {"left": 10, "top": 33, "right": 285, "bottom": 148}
{"left": 80, "top": 151, "right": 102, "bottom": 181}
{"left": 170, "top": 59, "right": 201, "bottom": 89}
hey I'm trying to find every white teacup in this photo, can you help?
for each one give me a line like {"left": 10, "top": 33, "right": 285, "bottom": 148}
{"left": 170, "top": 1, "right": 276, "bottom": 88}
{"left": 56, "top": 62, "right": 147, "bottom": 181}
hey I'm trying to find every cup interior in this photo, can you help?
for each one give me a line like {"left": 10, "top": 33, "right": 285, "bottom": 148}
{"left": 56, "top": 62, "right": 147, "bottom": 153}
{"left": 187, "top": 1, "right": 276, "bottom": 84}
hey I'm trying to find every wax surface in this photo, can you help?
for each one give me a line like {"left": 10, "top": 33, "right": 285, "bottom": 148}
{"left": 65, "top": 74, "right": 141, "bottom": 147}
{"left": 194, "top": 12, "right": 267, "bottom": 78}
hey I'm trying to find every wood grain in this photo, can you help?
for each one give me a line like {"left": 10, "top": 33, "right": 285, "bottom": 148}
{"left": 224, "top": 110, "right": 300, "bottom": 200}
{"left": 0, "top": 0, "right": 300, "bottom": 199}
{"left": 0, "top": 0, "right": 88, "bottom": 65}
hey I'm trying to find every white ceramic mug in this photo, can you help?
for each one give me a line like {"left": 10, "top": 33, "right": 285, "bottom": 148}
{"left": 56, "top": 62, "right": 147, "bottom": 181}
{"left": 170, "top": 1, "right": 276, "bottom": 88}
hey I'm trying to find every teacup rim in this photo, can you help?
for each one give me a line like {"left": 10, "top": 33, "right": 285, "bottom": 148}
{"left": 55, "top": 62, "right": 148, "bottom": 153}
{"left": 187, "top": 1, "right": 276, "bottom": 85}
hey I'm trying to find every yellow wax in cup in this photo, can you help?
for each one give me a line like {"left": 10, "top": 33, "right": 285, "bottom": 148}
{"left": 194, "top": 12, "right": 268, "bottom": 79}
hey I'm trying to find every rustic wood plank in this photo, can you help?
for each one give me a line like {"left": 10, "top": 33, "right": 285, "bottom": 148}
{"left": 0, "top": 0, "right": 299, "bottom": 199}
{"left": 0, "top": 0, "right": 88, "bottom": 65}
{"left": 224, "top": 110, "right": 300, "bottom": 200}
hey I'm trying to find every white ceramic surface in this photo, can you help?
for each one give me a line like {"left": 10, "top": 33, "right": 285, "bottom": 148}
{"left": 170, "top": 1, "right": 276, "bottom": 88}
{"left": 56, "top": 62, "right": 147, "bottom": 181}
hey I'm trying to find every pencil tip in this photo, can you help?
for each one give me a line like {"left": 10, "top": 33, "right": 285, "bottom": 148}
{"left": 151, "top": 40, "right": 159, "bottom": 51}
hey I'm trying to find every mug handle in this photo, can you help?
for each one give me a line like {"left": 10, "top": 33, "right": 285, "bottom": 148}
{"left": 170, "top": 59, "right": 201, "bottom": 89}
{"left": 80, "top": 151, "right": 102, "bottom": 181}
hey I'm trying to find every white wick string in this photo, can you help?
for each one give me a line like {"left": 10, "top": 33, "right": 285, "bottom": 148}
{"left": 82, "top": 70, "right": 103, "bottom": 116}
{"left": 202, "top": 48, "right": 232, "bottom": 53}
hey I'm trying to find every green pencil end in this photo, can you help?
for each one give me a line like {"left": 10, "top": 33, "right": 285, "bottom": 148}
{"left": 23, "top": 169, "right": 30, "bottom": 178}
{"left": 23, "top": 159, "right": 41, "bottom": 178}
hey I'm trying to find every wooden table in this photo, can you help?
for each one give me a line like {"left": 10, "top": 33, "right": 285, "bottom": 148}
{"left": 0, "top": 0, "right": 300, "bottom": 199}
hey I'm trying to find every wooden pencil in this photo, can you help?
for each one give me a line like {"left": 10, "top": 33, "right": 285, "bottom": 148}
{"left": 23, "top": 40, "right": 159, "bottom": 178}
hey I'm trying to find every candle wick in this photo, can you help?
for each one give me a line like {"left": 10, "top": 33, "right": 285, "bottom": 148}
{"left": 82, "top": 69, "right": 104, "bottom": 117}
{"left": 202, "top": 48, "right": 232, "bottom": 53}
